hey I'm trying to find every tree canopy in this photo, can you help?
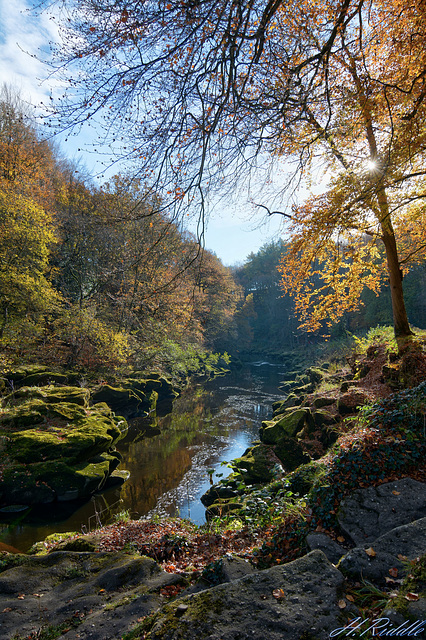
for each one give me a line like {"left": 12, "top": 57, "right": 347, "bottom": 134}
{"left": 43, "top": 0, "right": 426, "bottom": 341}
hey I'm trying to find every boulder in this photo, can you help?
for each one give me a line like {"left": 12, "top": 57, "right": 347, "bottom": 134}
{"left": 338, "top": 517, "right": 426, "bottom": 583}
{"left": 337, "top": 390, "right": 370, "bottom": 415}
{"left": 261, "top": 408, "right": 314, "bottom": 443}
{"left": 338, "top": 478, "right": 426, "bottom": 544}
{"left": 0, "top": 395, "right": 128, "bottom": 507}
{"left": 143, "top": 551, "right": 353, "bottom": 640}
{"left": 306, "top": 533, "right": 346, "bottom": 565}
{"left": 231, "top": 444, "right": 280, "bottom": 484}
{"left": 3, "top": 385, "right": 90, "bottom": 408}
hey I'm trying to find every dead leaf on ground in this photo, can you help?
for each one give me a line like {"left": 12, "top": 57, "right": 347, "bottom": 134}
{"left": 365, "top": 547, "right": 376, "bottom": 557}
{"left": 346, "top": 594, "right": 355, "bottom": 602}
{"left": 2, "top": 607, "right": 13, "bottom": 612}
{"left": 397, "top": 554, "right": 407, "bottom": 561}
{"left": 337, "top": 536, "right": 345, "bottom": 543}
{"left": 405, "top": 592, "right": 419, "bottom": 601}
{"left": 17, "top": 594, "right": 25, "bottom": 600}
{"left": 272, "top": 588, "right": 285, "bottom": 600}
{"left": 392, "top": 491, "right": 401, "bottom": 495}
{"left": 389, "top": 567, "right": 398, "bottom": 578}
{"left": 338, "top": 599, "right": 347, "bottom": 609}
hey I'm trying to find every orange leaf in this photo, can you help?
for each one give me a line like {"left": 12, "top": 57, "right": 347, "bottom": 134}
{"left": 346, "top": 594, "right": 355, "bottom": 602}
{"left": 272, "top": 588, "right": 285, "bottom": 600}
{"left": 337, "top": 536, "right": 345, "bottom": 543}
{"left": 365, "top": 547, "right": 376, "bottom": 557}
{"left": 389, "top": 567, "right": 398, "bottom": 578}
{"left": 392, "top": 491, "right": 401, "bottom": 495}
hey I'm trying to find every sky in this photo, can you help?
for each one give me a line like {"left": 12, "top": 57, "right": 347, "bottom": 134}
{"left": 0, "top": 0, "right": 290, "bottom": 266}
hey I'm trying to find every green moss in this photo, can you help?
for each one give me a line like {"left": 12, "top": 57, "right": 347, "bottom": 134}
{"left": 4, "top": 385, "right": 90, "bottom": 407}
{"left": 261, "top": 408, "right": 313, "bottom": 443}
{"left": 231, "top": 444, "right": 276, "bottom": 483}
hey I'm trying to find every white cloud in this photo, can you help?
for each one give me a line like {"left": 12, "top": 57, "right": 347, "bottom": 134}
{"left": 0, "top": 0, "right": 62, "bottom": 108}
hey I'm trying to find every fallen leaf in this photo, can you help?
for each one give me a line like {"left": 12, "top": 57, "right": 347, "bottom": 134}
{"left": 2, "top": 607, "right": 12, "bottom": 612}
{"left": 385, "top": 577, "right": 396, "bottom": 584}
{"left": 397, "top": 554, "right": 407, "bottom": 561}
{"left": 389, "top": 567, "right": 398, "bottom": 578}
{"left": 272, "top": 588, "right": 285, "bottom": 600}
{"left": 392, "top": 491, "right": 401, "bottom": 495}
{"left": 32, "top": 593, "right": 44, "bottom": 598}
{"left": 338, "top": 599, "right": 347, "bottom": 609}
{"left": 337, "top": 536, "right": 345, "bottom": 543}
{"left": 404, "top": 592, "right": 419, "bottom": 601}
{"left": 365, "top": 547, "right": 376, "bottom": 557}
{"left": 17, "top": 594, "right": 25, "bottom": 600}
{"left": 346, "top": 594, "right": 355, "bottom": 602}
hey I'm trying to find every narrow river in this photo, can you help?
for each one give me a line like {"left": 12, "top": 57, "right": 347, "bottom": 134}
{"left": 0, "top": 362, "right": 288, "bottom": 552}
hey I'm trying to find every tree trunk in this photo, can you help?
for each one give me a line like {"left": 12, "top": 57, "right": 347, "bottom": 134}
{"left": 376, "top": 188, "right": 413, "bottom": 341}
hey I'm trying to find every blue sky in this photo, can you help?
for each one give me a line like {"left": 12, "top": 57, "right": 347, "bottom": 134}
{"left": 0, "top": 0, "right": 290, "bottom": 266}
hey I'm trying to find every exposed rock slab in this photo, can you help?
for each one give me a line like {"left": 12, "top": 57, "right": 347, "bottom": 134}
{"left": 0, "top": 551, "right": 184, "bottom": 640}
{"left": 144, "top": 550, "right": 353, "bottom": 640}
{"left": 338, "top": 478, "right": 426, "bottom": 544}
{"left": 338, "top": 517, "right": 426, "bottom": 582}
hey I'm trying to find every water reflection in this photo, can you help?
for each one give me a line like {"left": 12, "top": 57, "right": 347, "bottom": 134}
{"left": 0, "top": 362, "right": 288, "bottom": 551}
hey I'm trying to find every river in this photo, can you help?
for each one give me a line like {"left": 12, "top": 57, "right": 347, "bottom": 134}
{"left": 0, "top": 362, "right": 288, "bottom": 552}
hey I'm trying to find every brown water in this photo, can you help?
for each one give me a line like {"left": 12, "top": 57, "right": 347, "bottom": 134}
{"left": 0, "top": 362, "right": 288, "bottom": 552}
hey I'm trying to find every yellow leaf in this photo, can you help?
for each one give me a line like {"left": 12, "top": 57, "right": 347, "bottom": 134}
{"left": 365, "top": 547, "right": 376, "bottom": 557}
{"left": 346, "top": 594, "right": 355, "bottom": 602}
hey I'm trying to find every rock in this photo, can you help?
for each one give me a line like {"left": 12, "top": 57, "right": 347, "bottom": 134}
{"left": 273, "top": 435, "right": 311, "bottom": 471}
{"left": 0, "top": 551, "right": 184, "bottom": 640}
{"left": 4, "top": 385, "right": 90, "bottom": 407}
{"left": 306, "top": 533, "right": 346, "bottom": 565}
{"left": 231, "top": 444, "right": 281, "bottom": 484}
{"left": 338, "top": 517, "right": 426, "bottom": 583}
{"left": 261, "top": 408, "right": 314, "bottom": 443}
{"left": 338, "top": 478, "right": 426, "bottom": 544}
{"left": 0, "top": 397, "right": 128, "bottom": 506}
{"left": 337, "top": 390, "right": 370, "bottom": 415}
{"left": 313, "top": 396, "right": 335, "bottom": 408}
{"left": 144, "top": 550, "right": 353, "bottom": 640}
{"left": 91, "top": 384, "right": 148, "bottom": 418}
{"left": 286, "top": 462, "right": 325, "bottom": 496}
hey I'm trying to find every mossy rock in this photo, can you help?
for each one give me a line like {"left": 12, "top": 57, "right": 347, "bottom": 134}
{"left": 231, "top": 444, "right": 278, "bottom": 484}
{"left": 4, "top": 386, "right": 90, "bottom": 408}
{"left": 313, "top": 396, "right": 335, "bottom": 409}
{"left": 261, "top": 408, "right": 314, "bottom": 444}
{"left": 19, "top": 372, "right": 68, "bottom": 387}
{"left": 292, "top": 382, "right": 315, "bottom": 395}
{"left": 91, "top": 384, "right": 149, "bottom": 418}
{"left": 4, "top": 405, "right": 127, "bottom": 465}
{"left": 312, "top": 409, "right": 337, "bottom": 428}
{"left": 2, "top": 365, "right": 50, "bottom": 384}
{"left": 337, "top": 390, "right": 370, "bottom": 415}
{"left": 273, "top": 436, "right": 311, "bottom": 471}
{"left": 206, "top": 500, "right": 244, "bottom": 519}
{"left": 0, "top": 454, "right": 118, "bottom": 505}
{"left": 286, "top": 462, "right": 327, "bottom": 496}
{"left": 306, "top": 367, "right": 325, "bottom": 385}
{"left": 272, "top": 394, "right": 302, "bottom": 417}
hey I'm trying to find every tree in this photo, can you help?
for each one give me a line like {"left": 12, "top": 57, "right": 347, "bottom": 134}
{"left": 44, "top": 0, "right": 426, "bottom": 342}
{"left": 0, "top": 89, "right": 59, "bottom": 340}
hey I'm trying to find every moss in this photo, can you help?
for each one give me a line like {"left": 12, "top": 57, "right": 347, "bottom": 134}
{"left": 261, "top": 408, "right": 313, "bottom": 443}
{"left": 231, "top": 444, "right": 277, "bottom": 483}
{"left": 4, "top": 385, "right": 90, "bottom": 408}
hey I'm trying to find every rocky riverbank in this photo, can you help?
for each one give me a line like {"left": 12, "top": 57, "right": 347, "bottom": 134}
{"left": 0, "top": 334, "right": 425, "bottom": 639}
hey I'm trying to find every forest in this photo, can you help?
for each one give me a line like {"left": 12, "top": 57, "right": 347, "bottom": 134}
{"left": 1, "top": 81, "right": 426, "bottom": 375}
